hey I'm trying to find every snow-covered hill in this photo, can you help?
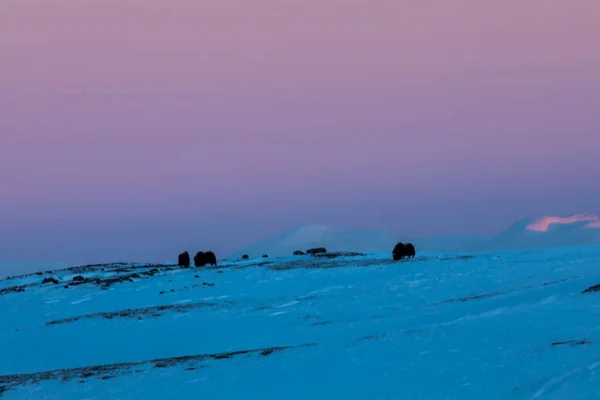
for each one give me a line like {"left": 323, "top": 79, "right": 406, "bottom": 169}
{"left": 2, "top": 246, "right": 600, "bottom": 399}
{"left": 228, "top": 225, "right": 491, "bottom": 259}
{"left": 228, "top": 225, "right": 400, "bottom": 258}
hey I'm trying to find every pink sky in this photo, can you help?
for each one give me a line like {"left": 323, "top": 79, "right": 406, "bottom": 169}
{"left": 1, "top": 0, "right": 600, "bottom": 265}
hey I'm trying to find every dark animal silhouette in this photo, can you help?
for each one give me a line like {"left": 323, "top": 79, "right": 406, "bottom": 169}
{"left": 392, "top": 242, "right": 416, "bottom": 261}
{"left": 405, "top": 243, "right": 416, "bottom": 258}
{"left": 262, "top": 254, "right": 268, "bottom": 258}
{"left": 42, "top": 277, "right": 59, "bottom": 285}
{"left": 178, "top": 251, "right": 191, "bottom": 268}
{"left": 204, "top": 251, "right": 217, "bottom": 266}
{"left": 194, "top": 251, "right": 217, "bottom": 267}
{"left": 242, "top": 254, "right": 249, "bottom": 259}
{"left": 307, "top": 247, "right": 327, "bottom": 255}
{"left": 293, "top": 250, "right": 305, "bottom": 255}
{"left": 392, "top": 242, "right": 406, "bottom": 261}
{"left": 194, "top": 251, "right": 205, "bottom": 267}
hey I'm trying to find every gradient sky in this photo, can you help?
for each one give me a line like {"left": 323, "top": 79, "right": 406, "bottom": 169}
{"left": 1, "top": 0, "right": 600, "bottom": 268}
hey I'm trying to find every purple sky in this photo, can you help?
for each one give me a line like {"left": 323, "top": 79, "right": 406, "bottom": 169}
{"left": 1, "top": 0, "right": 600, "bottom": 266}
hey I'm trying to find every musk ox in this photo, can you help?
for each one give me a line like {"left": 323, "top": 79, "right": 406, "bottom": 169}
{"left": 178, "top": 251, "right": 191, "bottom": 268}
{"left": 392, "top": 242, "right": 405, "bottom": 261}
{"left": 405, "top": 243, "right": 416, "bottom": 258}
{"left": 392, "top": 242, "right": 416, "bottom": 261}
{"left": 193, "top": 251, "right": 205, "bottom": 267}
{"left": 194, "top": 251, "right": 217, "bottom": 267}
{"left": 293, "top": 250, "right": 305, "bottom": 256}
{"left": 204, "top": 251, "right": 217, "bottom": 266}
{"left": 242, "top": 254, "right": 249, "bottom": 259}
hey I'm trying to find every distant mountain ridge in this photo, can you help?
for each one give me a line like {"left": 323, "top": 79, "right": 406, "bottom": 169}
{"left": 475, "top": 214, "right": 600, "bottom": 251}
{"left": 228, "top": 213, "right": 600, "bottom": 258}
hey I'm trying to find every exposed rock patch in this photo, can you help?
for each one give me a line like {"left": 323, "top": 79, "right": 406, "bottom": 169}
{"left": 551, "top": 339, "right": 591, "bottom": 347}
{"left": 306, "top": 247, "right": 327, "bottom": 255}
{"left": 45, "top": 300, "right": 236, "bottom": 326}
{"left": 582, "top": 284, "right": 600, "bottom": 294}
{"left": 435, "top": 277, "right": 573, "bottom": 305}
{"left": 0, "top": 344, "right": 316, "bottom": 395}
{"left": 0, "top": 285, "right": 27, "bottom": 296}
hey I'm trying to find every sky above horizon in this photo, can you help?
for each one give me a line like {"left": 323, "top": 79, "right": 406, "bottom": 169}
{"left": 1, "top": 0, "right": 600, "bottom": 267}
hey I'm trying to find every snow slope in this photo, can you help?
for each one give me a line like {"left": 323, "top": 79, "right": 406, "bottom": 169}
{"left": 228, "top": 225, "right": 491, "bottom": 258}
{"left": 228, "top": 225, "right": 401, "bottom": 258}
{"left": 2, "top": 246, "right": 600, "bottom": 399}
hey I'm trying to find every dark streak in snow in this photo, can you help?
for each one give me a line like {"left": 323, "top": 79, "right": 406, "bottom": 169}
{"left": 551, "top": 339, "right": 591, "bottom": 347}
{"left": 45, "top": 301, "right": 236, "bottom": 326}
{"left": 0, "top": 344, "right": 316, "bottom": 395}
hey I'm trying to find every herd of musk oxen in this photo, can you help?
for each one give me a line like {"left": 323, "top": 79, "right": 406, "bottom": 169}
{"left": 177, "top": 242, "right": 416, "bottom": 267}
{"left": 177, "top": 251, "right": 218, "bottom": 268}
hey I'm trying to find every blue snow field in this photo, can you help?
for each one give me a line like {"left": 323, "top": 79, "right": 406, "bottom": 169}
{"left": 1, "top": 246, "right": 600, "bottom": 399}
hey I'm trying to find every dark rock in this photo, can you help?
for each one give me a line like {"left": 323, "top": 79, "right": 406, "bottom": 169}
{"left": 159, "top": 291, "right": 165, "bottom": 295}
{"left": 242, "top": 254, "right": 249, "bottom": 259}
{"left": 142, "top": 268, "right": 160, "bottom": 277}
{"left": 72, "top": 275, "right": 85, "bottom": 282}
{"left": 440, "top": 255, "right": 475, "bottom": 261}
{"left": 194, "top": 275, "right": 200, "bottom": 278}
{"left": 178, "top": 251, "right": 191, "bottom": 268}
{"left": 0, "top": 285, "right": 26, "bottom": 296}
{"left": 583, "top": 284, "right": 600, "bottom": 294}
{"left": 306, "top": 247, "right": 327, "bottom": 255}
{"left": 293, "top": 250, "right": 305, "bottom": 255}
{"left": 552, "top": 339, "right": 591, "bottom": 347}
{"left": 313, "top": 251, "right": 364, "bottom": 259}
{"left": 262, "top": 254, "right": 268, "bottom": 258}
{"left": 41, "top": 277, "right": 59, "bottom": 285}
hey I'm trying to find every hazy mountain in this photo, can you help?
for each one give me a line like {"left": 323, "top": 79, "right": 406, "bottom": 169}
{"left": 475, "top": 214, "right": 600, "bottom": 251}
{"left": 228, "top": 214, "right": 600, "bottom": 259}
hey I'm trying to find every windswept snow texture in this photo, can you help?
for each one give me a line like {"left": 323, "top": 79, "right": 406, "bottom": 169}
{"left": 2, "top": 247, "right": 600, "bottom": 399}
